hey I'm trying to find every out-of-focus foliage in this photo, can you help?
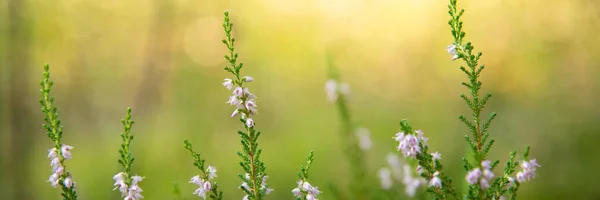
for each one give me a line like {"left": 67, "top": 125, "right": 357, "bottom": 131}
{"left": 1, "top": 0, "right": 599, "bottom": 199}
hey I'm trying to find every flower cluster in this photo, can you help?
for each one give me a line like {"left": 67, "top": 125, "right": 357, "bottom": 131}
{"left": 355, "top": 127, "right": 372, "bottom": 151}
{"left": 113, "top": 172, "right": 144, "bottom": 200}
{"left": 394, "top": 130, "right": 428, "bottom": 158}
{"left": 240, "top": 173, "right": 273, "bottom": 200}
{"left": 324, "top": 79, "right": 350, "bottom": 103}
{"left": 189, "top": 166, "right": 217, "bottom": 199}
{"left": 224, "top": 77, "right": 257, "bottom": 127}
{"left": 47, "top": 145, "right": 74, "bottom": 188}
{"left": 292, "top": 180, "right": 321, "bottom": 200}
{"left": 516, "top": 159, "right": 540, "bottom": 183}
{"left": 465, "top": 160, "right": 495, "bottom": 189}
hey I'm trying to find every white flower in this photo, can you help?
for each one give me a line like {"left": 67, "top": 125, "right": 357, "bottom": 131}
{"left": 223, "top": 79, "right": 233, "bottom": 90}
{"left": 190, "top": 175, "right": 203, "bottom": 185}
{"left": 132, "top": 176, "right": 144, "bottom": 185}
{"left": 203, "top": 181, "right": 212, "bottom": 192}
{"left": 246, "top": 118, "right": 254, "bottom": 127}
{"left": 397, "top": 134, "right": 421, "bottom": 158}
{"left": 356, "top": 128, "right": 372, "bottom": 151}
{"left": 431, "top": 152, "right": 442, "bottom": 161}
{"left": 242, "top": 195, "right": 249, "bottom": 200}
{"left": 206, "top": 166, "right": 217, "bottom": 180}
{"left": 465, "top": 168, "right": 481, "bottom": 185}
{"left": 48, "top": 148, "right": 58, "bottom": 158}
{"left": 481, "top": 160, "right": 492, "bottom": 170}
{"left": 227, "top": 96, "right": 242, "bottom": 107}
{"left": 291, "top": 187, "right": 302, "bottom": 197}
{"left": 429, "top": 171, "right": 442, "bottom": 188}
{"left": 244, "top": 173, "right": 251, "bottom": 181}
{"left": 446, "top": 44, "right": 459, "bottom": 61}
{"left": 233, "top": 87, "right": 244, "bottom": 97}
{"left": 243, "top": 76, "right": 254, "bottom": 82}
{"left": 244, "top": 88, "right": 256, "bottom": 100}
{"left": 291, "top": 180, "right": 320, "bottom": 199}
{"left": 325, "top": 80, "right": 338, "bottom": 102}
{"left": 64, "top": 176, "right": 74, "bottom": 188}
{"left": 48, "top": 173, "right": 60, "bottom": 188}
{"left": 231, "top": 109, "right": 240, "bottom": 118}
{"left": 61, "top": 145, "right": 73, "bottom": 160}
{"left": 480, "top": 178, "right": 490, "bottom": 189}
{"left": 378, "top": 168, "right": 393, "bottom": 189}
{"left": 245, "top": 100, "right": 257, "bottom": 112}
{"left": 516, "top": 159, "right": 540, "bottom": 183}
{"left": 240, "top": 182, "right": 250, "bottom": 191}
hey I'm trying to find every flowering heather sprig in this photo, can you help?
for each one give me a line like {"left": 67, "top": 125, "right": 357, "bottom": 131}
{"left": 39, "top": 64, "right": 78, "bottom": 200}
{"left": 393, "top": 120, "right": 458, "bottom": 199}
{"left": 221, "top": 10, "right": 270, "bottom": 200}
{"left": 113, "top": 108, "right": 144, "bottom": 200}
{"left": 183, "top": 140, "right": 223, "bottom": 200}
{"left": 325, "top": 59, "right": 369, "bottom": 199}
{"left": 292, "top": 151, "right": 321, "bottom": 200}
{"left": 447, "top": 0, "right": 539, "bottom": 199}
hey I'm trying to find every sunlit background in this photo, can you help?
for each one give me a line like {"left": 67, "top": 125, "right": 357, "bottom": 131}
{"left": 1, "top": 0, "right": 600, "bottom": 199}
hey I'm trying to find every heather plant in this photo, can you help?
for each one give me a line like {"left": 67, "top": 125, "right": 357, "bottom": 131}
{"left": 387, "top": 0, "right": 540, "bottom": 199}
{"left": 183, "top": 140, "right": 223, "bottom": 200}
{"left": 40, "top": 64, "right": 78, "bottom": 200}
{"left": 291, "top": 151, "right": 322, "bottom": 200}
{"left": 220, "top": 10, "right": 273, "bottom": 200}
{"left": 113, "top": 108, "right": 145, "bottom": 200}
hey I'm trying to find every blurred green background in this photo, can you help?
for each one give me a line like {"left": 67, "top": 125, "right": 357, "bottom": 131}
{"left": 1, "top": 0, "right": 599, "bottom": 199}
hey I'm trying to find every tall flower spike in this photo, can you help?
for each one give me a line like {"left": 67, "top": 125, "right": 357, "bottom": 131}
{"left": 39, "top": 64, "right": 78, "bottom": 199}
{"left": 113, "top": 108, "right": 144, "bottom": 200}
{"left": 222, "top": 10, "right": 270, "bottom": 200}
{"left": 184, "top": 140, "right": 223, "bottom": 200}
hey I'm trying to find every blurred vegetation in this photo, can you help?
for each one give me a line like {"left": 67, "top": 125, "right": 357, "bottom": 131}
{"left": 1, "top": 0, "right": 600, "bottom": 199}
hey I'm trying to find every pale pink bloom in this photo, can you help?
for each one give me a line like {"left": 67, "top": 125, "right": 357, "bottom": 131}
{"left": 207, "top": 165, "right": 217, "bottom": 180}
{"left": 246, "top": 118, "right": 254, "bottom": 128}
{"left": 223, "top": 79, "right": 233, "bottom": 90}
{"left": 243, "top": 76, "right": 254, "bottom": 82}
{"left": 429, "top": 171, "right": 442, "bottom": 188}
{"left": 61, "top": 145, "right": 73, "bottom": 160}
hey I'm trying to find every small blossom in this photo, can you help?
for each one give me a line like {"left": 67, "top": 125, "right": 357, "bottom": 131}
{"left": 231, "top": 109, "right": 240, "bottom": 118}
{"left": 48, "top": 173, "right": 60, "bottom": 188}
{"left": 245, "top": 118, "right": 254, "bottom": 128}
{"left": 245, "top": 100, "right": 257, "bottom": 112}
{"left": 431, "top": 152, "right": 442, "bottom": 161}
{"left": 291, "top": 187, "right": 302, "bottom": 197}
{"left": 516, "top": 159, "right": 540, "bottom": 183}
{"left": 47, "top": 148, "right": 58, "bottom": 158}
{"left": 244, "top": 88, "right": 256, "bottom": 100}
{"left": 356, "top": 128, "right": 372, "bottom": 151}
{"left": 223, "top": 79, "right": 233, "bottom": 90}
{"left": 325, "top": 80, "right": 338, "bottom": 102}
{"left": 243, "top": 76, "right": 254, "bottom": 82}
{"left": 227, "top": 96, "right": 242, "bottom": 107}
{"left": 466, "top": 168, "right": 482, "bottom": 184}
{"left": 480, "top": 178, "right": 490, "bottom": 189}
{"left": 446, "top": 44, "right": 459, "bottom": 61}
{"left": 397, "top": 134, "right": 421, "bottom": 158}
{"left": 64, "top": 176, "right": 74, "bottom": 188}
{"left": 482, "top": 160, "right": 492, "bottom": 170}
{"left": 207, "top": 165, "right": 217, "bottom": 180}
{"left": 429, "top": 171, "right": 442, "bottom": 188}
{"left": 378, "top": 168, "right": 393, "bottom": 189}
{"left": 61, "top": 145, "right": 73, "bottom": 160}
{"left": 233, "top": 87, "right": 244, "bottom": 97}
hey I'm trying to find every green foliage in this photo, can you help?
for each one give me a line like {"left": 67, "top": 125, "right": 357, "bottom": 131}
{"left": 297, "top": 150, "right": 315, "bottom": 181}
{"left": 39, "top": 64, "right": 78, "bottom": 200}
{"left": 221, "top": 11, "right": 269, "bottom": 200}
{"left": 118, "top": 107, "right": 136, "bottom": 185}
